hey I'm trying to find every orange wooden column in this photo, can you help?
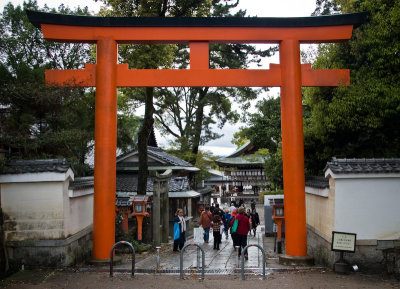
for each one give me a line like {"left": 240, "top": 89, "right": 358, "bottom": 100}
{"left": 93, "top": 38, "right": 118, "bottom": 260}
{"left": 279, "top": 39, "right": 307, "bottom": 257}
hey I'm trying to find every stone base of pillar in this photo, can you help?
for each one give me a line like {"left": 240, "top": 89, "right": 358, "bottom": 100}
{"left": 88, "top": 256, "right": 121, "bottom": 266}
{"left": 279, "top": 254, "right": 314, "bottom": 266}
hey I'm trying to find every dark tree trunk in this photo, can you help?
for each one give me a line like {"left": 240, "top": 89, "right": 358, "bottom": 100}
{"left": 137, "top": 87, "right": 155, "bottom": 195}
{"left": 191, "top": 88, "right": 208, "bottom": 159}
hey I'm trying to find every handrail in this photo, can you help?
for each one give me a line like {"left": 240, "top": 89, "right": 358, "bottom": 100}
{"left": 179, "top": 243, "right": 205, "bottom": 280}
{"left": 241, "top": 243, "right": 266, "bottom": 280}
{"left": 110, "top": 241, "right": 135, "bottom": 278}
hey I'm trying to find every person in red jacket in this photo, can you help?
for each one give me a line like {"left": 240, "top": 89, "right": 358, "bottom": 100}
{"left": 230, "top": 206, "right": 250, "bottom": 259}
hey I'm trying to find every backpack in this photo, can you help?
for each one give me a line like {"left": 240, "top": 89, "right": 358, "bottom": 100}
{"left": 230, "top": 217, "right": 239, "bottom": 234}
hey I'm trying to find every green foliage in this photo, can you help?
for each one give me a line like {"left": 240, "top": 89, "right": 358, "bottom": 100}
{"left": 114, "top": 214, "right": 152, "bottom": 253}
{"left": 116, "top": 92, "right": 142, "bottom": 153}
{"left": 235, "top": 97, "right": 283, "bottom": 188}
{"left": 0, "top": 1, "right": 146, "bottom": 176}
{"left": 165, "top": 147, "right": 218, "bottom": 183}
{"left": 0, "top": 1, "right": 98, "bottom": 176}
{"left": 232, "top": 130, "right": 249, "bottom": 149}
{"left": 258, "top": 189, "right": 284, "bottom": 203}
{"left": 244, "top": 97, "right": 282, "bottom": 154}
{"left": 97, "top": 0, "right": 277, "bottom": 162}
{"left": 262, "top": 142, "right": 283, "bottom": 189}
{"left": 304, "top": 0, "right": 400, "bottom": 174}
{"left": 255, "top": 148, "right": 270, "bottom": 157}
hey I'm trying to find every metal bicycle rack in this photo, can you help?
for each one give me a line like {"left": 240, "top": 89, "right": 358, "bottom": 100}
{"left": 110, "top": 241, "right": 135, "bottom": 278}
{"left": 179, "top": 243, "right": 205, "bottom": 280}
{"left": 241, "top": 243, "right": 266, "bottom": 280}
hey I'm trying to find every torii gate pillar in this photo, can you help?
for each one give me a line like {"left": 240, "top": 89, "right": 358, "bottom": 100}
{"left": 279, "top": 39, "right": 309, "bottom": 262}
{"left": 92, "top": 39, "right": 118, "bottom": 260}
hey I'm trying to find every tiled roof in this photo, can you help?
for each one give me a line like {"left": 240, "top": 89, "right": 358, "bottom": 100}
{"left": 69, "top": 176, "right": 94, "bottom": 190}
{"left": 147, "top": 146, "right": 193, "bottom": 167}
{"left": 3, "top": 159, "right": 71, "bottom": 174}
{"left": 226, "top": 141, "right": 254, "bottom": 158}
{"left": 324, "top": 157, "right": 400, "bottom": 174}
{"left": 305, "top": 176, "right": 329, "bottom": 188}
{"left": 216, "top": 155, "right": 265, "bottom": 167}
{"left": 117, "top": 146, "right": 194, "bottom": 168}
{"left": 116, "top": 173, "right": 190, "bottom": 193}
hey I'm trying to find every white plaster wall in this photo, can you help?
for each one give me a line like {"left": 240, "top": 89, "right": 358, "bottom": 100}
{"left": 63, "top": 187, "right": 93, "bottom": 237}
{"left": 1, "top": 182, "right": 64, "bottom": 241}
{"left": 306, "top": 183, "right": 335, "bottom": 240}
{"left": 334, "top": 177, "right": 400, "bottom": 240}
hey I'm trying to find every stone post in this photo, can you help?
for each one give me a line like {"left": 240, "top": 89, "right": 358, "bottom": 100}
{"left": 150, "top": 170, "right": 172, "bottom": 246}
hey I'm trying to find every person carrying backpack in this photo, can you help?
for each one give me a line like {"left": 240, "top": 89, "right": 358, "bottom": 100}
{"left": 222, "top": 208, "right": 231, "bottom": 240}
{"left": 230, "top": 206, "right": 250, "bottom": 259}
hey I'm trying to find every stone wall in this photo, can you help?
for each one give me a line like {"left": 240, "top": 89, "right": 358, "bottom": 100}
{"left": 307, "top": 225, "right": 399, "bottom": 276}
{"left": 6, "top": 225, "right": 92, "bottom": 268}
{"left": 0, "top": 208, "right": 9, "bottom": 275}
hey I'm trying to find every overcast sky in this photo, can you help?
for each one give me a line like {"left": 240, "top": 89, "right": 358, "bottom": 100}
{"left": 2, "top": 0, "right": 317, "bottom": 156}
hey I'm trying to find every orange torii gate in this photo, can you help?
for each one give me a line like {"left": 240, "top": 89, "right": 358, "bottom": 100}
{"left": 27, "top": 11, "right": 366, "bottom": 263}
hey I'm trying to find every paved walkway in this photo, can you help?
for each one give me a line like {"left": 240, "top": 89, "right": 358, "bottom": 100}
{"left": 3, "top": 204, "right": 399, "bottom": 288}
{"left": 110, "top": 203, "right": 295, "bottom": 276}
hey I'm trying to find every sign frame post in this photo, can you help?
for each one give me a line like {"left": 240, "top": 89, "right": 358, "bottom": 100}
{"left": 331, "top": 231, "right": 357, "bottom": 274}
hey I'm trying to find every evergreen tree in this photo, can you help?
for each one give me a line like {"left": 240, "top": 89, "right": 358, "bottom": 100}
{"left": 0, "top": 1, "right": 94, "bottom": 175}
{"left": 304, "top": 0, "right": 400, "bottom": 174}
{"left": 99, "top": 0, "right": 276, "bottom": 194}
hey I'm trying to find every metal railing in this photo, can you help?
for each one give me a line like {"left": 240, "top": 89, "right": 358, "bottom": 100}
{"left": 110, "top": 241, "right": 135, "bottom": 277}
{"left": 241, "top": 243, "right": 266, "bottom": 280}
{"left": 179, "top": 243, "right": 205, "bottom": 280}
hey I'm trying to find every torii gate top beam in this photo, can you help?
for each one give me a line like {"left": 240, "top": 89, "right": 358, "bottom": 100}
{"left": 26, "top": 11, "right": 367, "bottom": 88}
{"left": 27, "top": 11, "right": 367, "bottom": 44}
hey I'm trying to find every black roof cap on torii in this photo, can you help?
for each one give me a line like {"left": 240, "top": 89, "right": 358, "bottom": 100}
{"left": 26, "top": 10, "right": 367, "bottom": 29}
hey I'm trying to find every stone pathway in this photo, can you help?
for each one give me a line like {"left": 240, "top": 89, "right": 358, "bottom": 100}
{"left": 130, "top": 226, "right": 265, "bottom": 272}
{"left": 111, "top": 203, "right": 295, "bottom": 275}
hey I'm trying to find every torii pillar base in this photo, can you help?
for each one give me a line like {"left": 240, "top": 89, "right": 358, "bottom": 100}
{"left": 279, "top": 254, "right": 314, "bottom": 267}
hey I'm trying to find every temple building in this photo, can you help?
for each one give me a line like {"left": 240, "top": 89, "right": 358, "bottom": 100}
{"left": 114, "top": 127, "right": 209, "bottom": 242}
{"left": 216, "top": 142, "right": 268, "bottom": 196}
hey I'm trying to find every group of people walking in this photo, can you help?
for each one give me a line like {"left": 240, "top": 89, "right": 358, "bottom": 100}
{"left": 173, "top": 200, "right": 260, "bottom": 257}
{"left": 199, "top": 200, "right": 260, "bottom": 258}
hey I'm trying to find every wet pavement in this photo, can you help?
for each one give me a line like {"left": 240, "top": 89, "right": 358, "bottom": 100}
{"left": 130, "top": 226, "right": 265, "bottom": 273}
{"left": 3, "top": 203, "right": 399, "bottom": 288}
{"left": 108, "top": 203, "right": 309, "bottom": 277}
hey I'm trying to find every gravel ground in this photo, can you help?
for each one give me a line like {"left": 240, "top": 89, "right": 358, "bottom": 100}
{"left": 1, "top": 268, "right": 399, "bottom": 289}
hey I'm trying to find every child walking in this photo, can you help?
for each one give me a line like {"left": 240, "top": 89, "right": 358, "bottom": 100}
{"left": 212, "top": 214, "right": 222, "bottom": 250}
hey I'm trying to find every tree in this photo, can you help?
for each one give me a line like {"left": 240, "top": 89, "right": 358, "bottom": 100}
{"left": 154, "top": 5, "right": 276, "bottom": 159}
{"left": 303, "top": 0, "right": 400, "bottom": 174}
{"left": 97, "top": 0, "right": 214, "bottom": 194}
{"left": 233, "top": 97, "right": 283, "bottom": 188}
{"left": 99, "top": 0, "right": 276, "bottom": 193}
{"left": 0, "top": 1, "right": 96, "bottom": 175}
